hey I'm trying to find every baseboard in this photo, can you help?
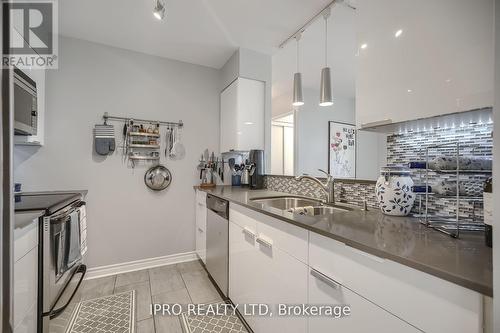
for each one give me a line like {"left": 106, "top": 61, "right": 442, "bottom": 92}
{"left": 85, "top": 251, "right": 198, "bottom": 280}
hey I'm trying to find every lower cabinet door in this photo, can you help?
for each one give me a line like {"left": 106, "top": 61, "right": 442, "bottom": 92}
{"left": 195, "top": 202, "right": 207, "bottom": 263}
{"left": 250, "top": 243, "right": 308, "bottom": 333}
{"left": 229, "top": 221, "right": 260, "bottom": 328}
{"left": 308, "top": 267, "right": 420, "bottom": 333}
{"left": 229, "top": 217, "right": 308, "bottom": 333}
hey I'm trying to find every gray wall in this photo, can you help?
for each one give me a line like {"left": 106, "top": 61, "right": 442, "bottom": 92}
{"left": 294, "top": 89, "right": 386, "bottom": 179}
{"left": 14, "top": 37, "right": 220, "bottom": 269}
{"left": 493, "top": 0, "right": 499, "bottom": 329}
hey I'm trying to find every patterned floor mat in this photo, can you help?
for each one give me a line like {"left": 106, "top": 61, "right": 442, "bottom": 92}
{"left": 66, "top": 290, "right": 135, "bottom": 333}
{"left": 180, "top": 302, "right": 248, "bottom": 333}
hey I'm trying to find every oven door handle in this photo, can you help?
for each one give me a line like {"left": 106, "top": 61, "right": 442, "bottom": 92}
{"left": 43, "top": 264, "right": 87, "bottom": 319}
{"left": 50, "top": 200, "right": 86, "bottom": 223}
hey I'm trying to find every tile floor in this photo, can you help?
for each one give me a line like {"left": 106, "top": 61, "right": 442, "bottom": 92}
{"left": 55, "top": 259, "right": 223, "bottom": 333}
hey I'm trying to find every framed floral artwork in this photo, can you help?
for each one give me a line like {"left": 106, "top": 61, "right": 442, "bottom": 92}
{"left": 328, "top": 121, "right": 356, "bottom": 178}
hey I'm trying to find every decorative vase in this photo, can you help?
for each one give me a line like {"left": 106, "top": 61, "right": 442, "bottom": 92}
{"left": 375, "top": 166, "right": 415, "bottom": 216}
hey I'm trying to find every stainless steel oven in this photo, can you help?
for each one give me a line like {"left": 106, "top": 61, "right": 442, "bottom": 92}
{"left": 13, "top": 67, "right": 38, "bottom": 136}
{"left": 40, "top": 200, "right": 87, "bottom": 332}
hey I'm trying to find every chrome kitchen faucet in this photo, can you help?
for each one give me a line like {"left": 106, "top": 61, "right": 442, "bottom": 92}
{"left": 295, "top": 169, "right": 335, "bottom": 205}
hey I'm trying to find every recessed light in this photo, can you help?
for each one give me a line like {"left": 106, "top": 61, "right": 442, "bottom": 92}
{"left": 395, "top": 29, "right": 403, "bottom": 38}
{"left": 407, "top": 89, "right": 412, "bottom": 93}
{"left": 244, "top": 121, "right": 254, "bottom": 125}
{"left": 319, "top": 101, "right": 334, "bottom": 107}
{"left": 360, "top": 43, "right": 368, "bottom": 49}
{"left": 445, "top": 79, "right": 452, "bottom": 83}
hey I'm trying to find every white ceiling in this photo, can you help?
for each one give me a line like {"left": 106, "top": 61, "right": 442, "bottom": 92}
{"left": 59, "top": 0, "right": 333, "bottom": 69}
{"left": 272, "top": 4, "right": 357, "bottom": 107}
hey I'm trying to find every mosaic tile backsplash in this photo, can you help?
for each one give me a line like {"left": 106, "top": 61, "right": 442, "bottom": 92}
{"left": 264, "top": 176, "right": 378, "bottom": 208}
{"left": 265, "top": 119, "right": 493, "bottom": 222}
{"left": 386, "top": 122, "right": 493, "bottom": 222}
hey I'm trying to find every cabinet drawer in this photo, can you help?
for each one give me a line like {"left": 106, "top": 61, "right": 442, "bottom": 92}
{"left": 230, "top": 204, "right": 308, "bottom": 263}
{"left": 308, "top": 267, "right": 419, "bottom": 333}
{"left": 196, "top": 200, "right": 207, "bottom": 230}
{"left": 196, "top": 189, "right": 207, "bottom": 206}
{"left": 309, "top": 233, "right": 482, "bottom": 333}
{"left": 229, "top": 205, "right": 258, "bottom": 234}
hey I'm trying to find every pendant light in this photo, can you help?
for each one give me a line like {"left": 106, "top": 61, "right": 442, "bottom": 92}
{"left": 319, "top": 8, "right": 333, "bottom": 107}
{"left": 292, "top": 33, "right": 304, "bottom": 106}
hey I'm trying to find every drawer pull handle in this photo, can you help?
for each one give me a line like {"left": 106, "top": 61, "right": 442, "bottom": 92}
{"left": 242, "top": 227, "right": 256, "bottom": 238}
{"left": 197, "top": 227, "right": 204, "bottom": 232}
{"left": 256, "top": 237, "right": 272, "bottom": 248}
{"left": 310, "top": 268, "right": 342, "bottom": 290}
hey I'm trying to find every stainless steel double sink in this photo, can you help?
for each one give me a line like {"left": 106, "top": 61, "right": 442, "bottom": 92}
{"left": 250, "top": 196, "right": 352, "bottom": 216}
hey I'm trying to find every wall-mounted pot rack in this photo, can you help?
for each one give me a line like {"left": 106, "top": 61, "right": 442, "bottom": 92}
{"left": 102, "top": 112, "right": 183, "bottom": 128}
{"left": 101, "top": 112, "right": 184, "bottom": 168}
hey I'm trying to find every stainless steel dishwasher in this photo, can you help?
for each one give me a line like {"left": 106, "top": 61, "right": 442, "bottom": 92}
{"left": 206, "top": 194, "right": 229, "bottom": 297}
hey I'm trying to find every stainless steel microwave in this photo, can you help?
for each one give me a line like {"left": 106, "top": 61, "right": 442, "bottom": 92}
{"left": 14, "top": 68, "right": 38, "bottom": 135}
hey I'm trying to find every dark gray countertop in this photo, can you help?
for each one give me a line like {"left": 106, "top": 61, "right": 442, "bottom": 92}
{"left": 14, "top": 190, "right": 88, "bottom": 214}
{"left": 196, "top": 186, "right": 493, "bottom": 296}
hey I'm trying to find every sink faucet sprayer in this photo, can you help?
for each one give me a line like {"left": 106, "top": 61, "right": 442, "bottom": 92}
{"left": 295, "top": 169, "right": 335, "bottom": 205}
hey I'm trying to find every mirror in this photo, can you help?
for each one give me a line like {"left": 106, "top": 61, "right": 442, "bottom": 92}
{"left": 270, "top": 5, "right": 386, "bottom": 180}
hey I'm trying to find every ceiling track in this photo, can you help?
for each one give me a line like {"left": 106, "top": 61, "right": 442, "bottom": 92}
{"left": 278, "top": 0, "right": 356, "bottom": 49}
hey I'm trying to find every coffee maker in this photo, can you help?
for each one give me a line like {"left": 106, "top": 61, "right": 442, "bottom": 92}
{"left": 248, "top": 149, "right": 265, "bottom": 189}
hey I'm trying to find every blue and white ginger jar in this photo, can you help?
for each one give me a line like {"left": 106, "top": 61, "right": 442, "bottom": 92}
{"left": 375, "top": 166, "right": 415, "bottom": 216}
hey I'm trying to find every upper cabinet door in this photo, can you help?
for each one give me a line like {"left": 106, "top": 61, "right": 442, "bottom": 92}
{"left": 220, "top": 78, "right": 265, "bottom": 153}
{"left": 356, "top": 0, "right": 495, "bottom": 128}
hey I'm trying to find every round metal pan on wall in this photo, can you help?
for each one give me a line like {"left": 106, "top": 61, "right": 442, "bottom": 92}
{"left": 144, "top": 165, "right": 172, "bottom": 191}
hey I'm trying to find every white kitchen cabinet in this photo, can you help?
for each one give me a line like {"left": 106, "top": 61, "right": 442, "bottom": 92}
{"left": 195, "top": 190, "right": 207, "bottom": 264}
{"left": 356, "top": 0, "right": 495, "bottom": 128}
{"left": 14, "top": 214, "right": 39, "bottom": 333}
{"left": 230, "top": 204, "right": 308, "bottom": 263}
{"left": 228, "top": 221, "right": 261, "bottom": 329}
{"left": 309, "top": 232, "right": 483, "bottom": 333}
{"left": 228, "top": 204, "right": 308, "bottom": 333}
{"left": 308, "top": 267, "right": 419, "bottom": 333}
{"left": 220, "top": 77, "right": 265, "bottom": 153}
{"left": 251, "top": 238, "right": 308, "bottom": 333}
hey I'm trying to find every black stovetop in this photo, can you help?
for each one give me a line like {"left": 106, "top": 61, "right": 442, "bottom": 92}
{"left": 15, "top": 192, "right": 82, "bottom": 215}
